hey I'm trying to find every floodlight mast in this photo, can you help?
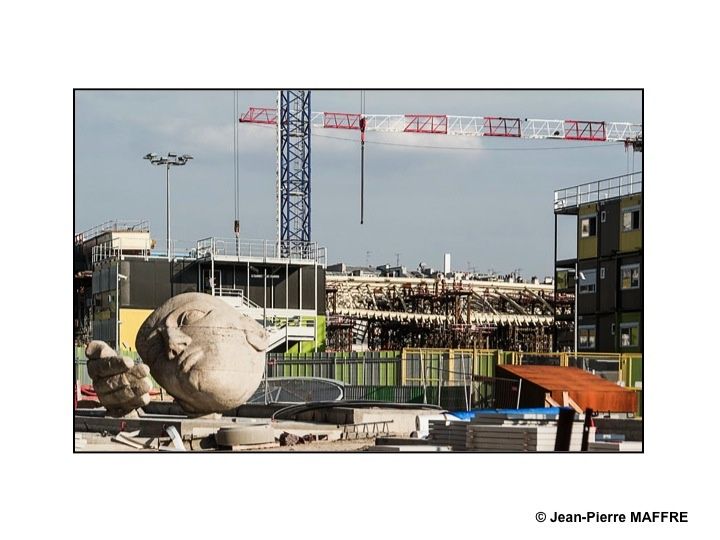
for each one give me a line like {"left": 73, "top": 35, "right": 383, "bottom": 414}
{"left": 143, "top": 152, "right": 193, "bottom": 261}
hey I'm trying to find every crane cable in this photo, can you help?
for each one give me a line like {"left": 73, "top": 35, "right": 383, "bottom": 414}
{"left": 233, "top": 91, "right": 240, "bottom": 238}
{"left": 360, "top": 90, "right": 365, "bottom": 225}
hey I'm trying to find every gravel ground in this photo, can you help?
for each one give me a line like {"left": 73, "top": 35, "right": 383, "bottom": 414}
{"left": 261, "top": 439, "right": 374, "bottom": 452}
{"left": 75, "top": 433, "right": 377, "bottom": 452}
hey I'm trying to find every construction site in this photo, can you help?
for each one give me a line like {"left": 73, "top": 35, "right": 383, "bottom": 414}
{"left": 74, "top": 90, "right": 643, "bottom": 452}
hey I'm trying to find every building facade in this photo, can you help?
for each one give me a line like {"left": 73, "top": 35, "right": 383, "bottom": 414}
{"left": 74, "top": 221, "right": 327, "bottom": 354}
{"left": 554, "top": 172, "right": 642, "bottom": 353}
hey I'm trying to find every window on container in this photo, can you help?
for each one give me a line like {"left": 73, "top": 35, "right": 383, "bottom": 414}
{"left": 578, "top": 325, "right": 596, "bottom": 349}
{"left": 620, "top": 322, "right": 639, "bottom": 347}
{"left": 621, "top": 264, "right": 640, "bottom": 289}
{"left": 581, "top": 216, "right": 597, "bottom": 238}
{"left": 556, "top": 270, "right": 569, "bottom": 290}
{"left": 622, "top": 207, "right": 641, "bottom": 232}
{"left": 579, "top": 269, "right": 597, "bottom": 294}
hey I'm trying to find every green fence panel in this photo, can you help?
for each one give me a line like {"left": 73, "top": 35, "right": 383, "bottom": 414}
{"left": 631, "top": 357, "right": 642, "bottom": 387}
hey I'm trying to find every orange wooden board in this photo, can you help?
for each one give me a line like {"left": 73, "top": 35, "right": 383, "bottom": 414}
{"left": 496, "top": 365, "right": 637, "bottom": 413}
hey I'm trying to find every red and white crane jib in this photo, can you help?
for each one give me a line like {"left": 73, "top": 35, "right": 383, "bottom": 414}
{"left": 240, "top": 108, "right": 642, "bottom": 144}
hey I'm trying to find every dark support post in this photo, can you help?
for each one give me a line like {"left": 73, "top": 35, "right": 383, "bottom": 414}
{"left": 553, "top": 213, "right": 557, "bottom": 350}
{"left": 581, "top": 407, "right": 593, "bottom": 451}
{"left": 73, "top": 357, "right": 78, "bottom": 411}
{"left": 554, "top": 407, "right": 575, "bottom": 451}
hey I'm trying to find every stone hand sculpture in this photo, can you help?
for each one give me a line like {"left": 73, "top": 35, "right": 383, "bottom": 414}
{"left": 86, "top": 293, "right": 268, "bottom": 416}
{"left": 85, "top": 340, "right": 153, "bottom": 417}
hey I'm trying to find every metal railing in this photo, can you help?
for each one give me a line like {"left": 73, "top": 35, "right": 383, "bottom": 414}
{"left": 215, "top": 286, "right": 244, "bottom": 297}
{"left": 196, "top": 237, "right": 327, "bottom": 265}
{"left": 166, "top": 239, "right": 200, "bottom": 259}
{"left": 88, "top": 234, "right": 327, "bottom": 265}
{"left": 76, "top": 219, "right": 149, "bottom": 244}
{"left": 554, "top": 172, "right": 642, "bottom": 211}
{"left": 91, "top": 241, "right": 123, "bottom": 264}
{"left": 92, "top": 237, "right": 198, "bottom": 264}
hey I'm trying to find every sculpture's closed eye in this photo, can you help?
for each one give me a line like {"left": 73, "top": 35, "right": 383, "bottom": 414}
{"left": 178, "top": 309, "right": 207, "bottom": 327}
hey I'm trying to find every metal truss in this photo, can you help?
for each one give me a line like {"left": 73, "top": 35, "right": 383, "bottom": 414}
{"left": 238, "top": 99, "right": 641, "bottom": 251}
{"left": 341, "top": 114, "right": 641, "bottom": 143}
{"left": 243, "top": 107, "right": 642, "bottom": 144}
{"left": 278, "top": 91, "right": 311, "bottom": 257}
{"left": 325, "top": 276, "right": 557, "bottom": 351}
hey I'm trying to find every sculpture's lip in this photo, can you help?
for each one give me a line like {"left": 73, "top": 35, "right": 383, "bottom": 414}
{"left": 177, "top": 349, "right": 204, "bottom": 374}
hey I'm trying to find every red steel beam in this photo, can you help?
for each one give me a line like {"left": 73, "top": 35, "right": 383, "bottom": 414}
{"left": 483, "top": 117, "right": 521, "bottom": 137}
{"left": 404, "top": 114, "right": 448, "bottom": 134}
{"left": 564, "top": 120, "right": 607, "bottom": 141}
{"left": 239, "top": 107, "right": 277, "bottom": 124}
{"left": 323, "top": 112, "right": 362, "bottom": 130}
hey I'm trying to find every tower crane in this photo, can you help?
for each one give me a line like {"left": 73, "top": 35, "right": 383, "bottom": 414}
{"left": 239, "top": 91, "right": 643, "bottom": 253}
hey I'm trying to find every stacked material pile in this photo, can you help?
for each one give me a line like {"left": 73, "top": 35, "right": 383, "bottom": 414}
{"left": 429, "top": 411, "right": 594, "bottom": 452}
{"left": 588, "top": 441, "right": 643, "bottom": 452}
{"left": 367, "top": 445, "right": 452, "bottom": 452}
{"left": 469, "top": 412, "right": 593, "bottom": 452}
{"left": 428, "top": 420, "right": 470, "bottom": 451}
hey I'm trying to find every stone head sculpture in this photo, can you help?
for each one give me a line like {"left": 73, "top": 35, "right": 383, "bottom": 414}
{"left": 136, "top": 292, "right": 268, "bottom": 414}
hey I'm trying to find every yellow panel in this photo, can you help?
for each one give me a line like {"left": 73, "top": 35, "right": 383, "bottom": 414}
{"left": 579, "top": 236, "right": 597, "bottom": 259}
{"left": 620, "top": 230, "right": 641, "bottom": 252}
{"left": 620, "top": 195, "right": 641, "bottom": 209}
{"left": 578, "top": 205, "right": 598, "bottom": 259}
{"left": 118, "top": 308, "right": 153, "bottom": 352}
{"left": 95, "top": 310, "right": 112, "bottom": 321}
{"left": 620, "top": 195, "right": 642, "bottom": 252}
{"left": 579, "top": 203, "right": 597, "bottom": 216}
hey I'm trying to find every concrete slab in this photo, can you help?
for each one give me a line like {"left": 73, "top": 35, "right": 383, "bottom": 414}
{"left": 75, "top": 412, "right": 349, "bottom": 449}
{"left": 75, "top": 413, "right": 241, "bottom": 437}
{"left": 374, "top": 437, "right": 439, "bottom": 446}
{"left": 367, "top": 445, "right": 452, "bottom": 452}
{"left": 222, "top": 442, "right": 280, "bottom": 451}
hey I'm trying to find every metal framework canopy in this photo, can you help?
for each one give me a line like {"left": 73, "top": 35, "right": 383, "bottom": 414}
{"left": 278, "top": 90, "right": 312, "bottom": 257}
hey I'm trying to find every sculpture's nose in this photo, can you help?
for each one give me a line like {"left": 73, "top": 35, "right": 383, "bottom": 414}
{"left": 164, "top": 327, "right": 192, "bottom": 360}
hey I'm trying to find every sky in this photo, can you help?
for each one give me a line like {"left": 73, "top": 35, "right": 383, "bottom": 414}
{"left": 74, "top": 90, "right": 641, "bottom": 278}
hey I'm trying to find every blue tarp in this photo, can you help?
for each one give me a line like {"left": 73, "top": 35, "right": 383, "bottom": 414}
{"left": 449, "top": 407, "right": 563, "bottom": 421}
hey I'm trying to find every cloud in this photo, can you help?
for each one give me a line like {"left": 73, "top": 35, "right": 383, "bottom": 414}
{"left": 75, "top": 90, "right": 642, "bottom": 279}
{"left": 76, "top": 90, "right": 276, "bottom": 156}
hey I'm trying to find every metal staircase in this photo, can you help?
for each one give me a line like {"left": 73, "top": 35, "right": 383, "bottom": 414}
{"left": 213, "top": 290, "right": 316, "bottom": 351}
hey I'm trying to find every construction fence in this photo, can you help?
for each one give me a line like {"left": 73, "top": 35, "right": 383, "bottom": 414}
{"left": 268, "top": 349, "right": 642, "bottom": 386}
{"left": 267, "top": 349, "right": 642, "bottom": 413}
{"left": 74, "top": 347, "right": 642, "bottom": 414}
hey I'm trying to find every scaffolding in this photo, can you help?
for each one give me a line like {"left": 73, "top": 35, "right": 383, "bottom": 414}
{"left": 326, "top": 276, "right": 556, "bottom": 352}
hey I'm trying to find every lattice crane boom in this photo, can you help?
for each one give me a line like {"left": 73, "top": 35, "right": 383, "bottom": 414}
{"left": 239, "top": 99, "right": 643, "bottom": 247}
{"left": 241, "top": 107, "right": 642, "bottom": 146}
